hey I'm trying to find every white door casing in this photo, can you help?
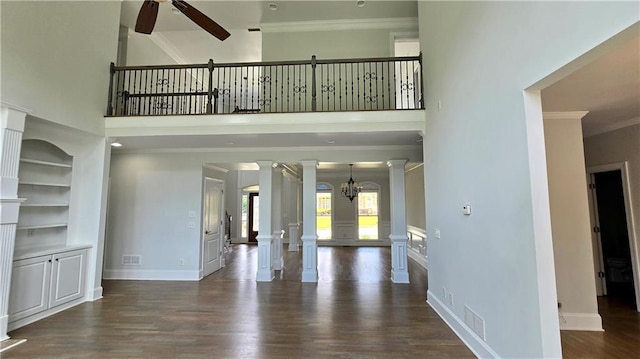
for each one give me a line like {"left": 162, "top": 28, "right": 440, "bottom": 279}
{"left": 203, "top": 178, "right": 224, "bottom": 277}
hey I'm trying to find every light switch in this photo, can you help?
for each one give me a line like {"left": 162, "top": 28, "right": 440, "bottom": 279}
{"left": 188, "top": 210, "right": 195, "bottom": 218}
{"left": 434, "top": 229, "right": 441, "bottom": 239}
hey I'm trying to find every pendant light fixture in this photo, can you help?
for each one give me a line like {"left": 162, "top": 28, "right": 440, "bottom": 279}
{"left": 341, "top": 164, "right": 363, "bottom": 202}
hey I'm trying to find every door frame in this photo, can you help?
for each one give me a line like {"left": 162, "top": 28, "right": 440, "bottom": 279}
{"left": 201, "top": 177, "right": 225, "bottom": 279}
{"left": 587, "top": 161, "right": 640, "bottom": 311}
{"left": 248, "top": 192, "right": 259, "bottom": 243}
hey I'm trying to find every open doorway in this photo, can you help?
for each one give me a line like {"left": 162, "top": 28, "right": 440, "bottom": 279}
{"left": 588, "top": 165, "right": 639, "bottom": 310}
{"left": 248, "top": 192, "right": 259, "bottom": 243}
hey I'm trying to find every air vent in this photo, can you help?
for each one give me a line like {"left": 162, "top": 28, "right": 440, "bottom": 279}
{"left": 122, "top": 255, "right": 142, "bottom": 266}
{"left": 248, "top": 28, "right": 261, "bottom": 32}
{"left": 464, "top": 305, "right": 486, "bottom": 340}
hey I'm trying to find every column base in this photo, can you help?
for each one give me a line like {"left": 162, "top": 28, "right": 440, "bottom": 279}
{"left": 256, "top": 235, "right": 274, "bottom": 282}
{"left": 256, "top": 269, "right": 275, "bottom": 282}
{"left": 391, "top": 270, "right": 410, "bottom": 283}
{"left": 301, "top": 270, "right": 318, "bottom": 282}
{"left": 301, "top": 234, "right": 318, "bottom": 282}
{"left": 272, "top": 232, "right": 283, "bottom": 271}
{"left": 390, "top": 234, "right": 410, "bottom": 284}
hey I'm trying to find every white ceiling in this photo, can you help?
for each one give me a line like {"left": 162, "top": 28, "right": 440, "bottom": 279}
{"left": 541, "top": 35, "right": 639, "bottom": 137}
{"left": 120, "top": 0, "right": 418, "bottom": 32}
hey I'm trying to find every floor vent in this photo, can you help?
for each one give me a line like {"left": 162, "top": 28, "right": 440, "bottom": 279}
{"left": 464, "top": 305, "right": 486, "bottom": 340}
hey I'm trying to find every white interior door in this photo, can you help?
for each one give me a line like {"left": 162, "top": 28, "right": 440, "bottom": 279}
{"left": 203, "top": 178, "right": 224, "bottom": 277}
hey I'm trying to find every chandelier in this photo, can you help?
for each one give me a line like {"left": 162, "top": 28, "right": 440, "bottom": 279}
{"left": 341, "top": 164, "right": 363, "bottom": 202}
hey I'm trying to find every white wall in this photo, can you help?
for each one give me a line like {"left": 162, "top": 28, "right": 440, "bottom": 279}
{"left": 1, "top": 1, "right": 120, "bottom": 135}
{"left": 406, "top": 164, "right": 425, "bottom": 230}
{"left": 418, "top": 1, "right": 638, "bottom": 357}
{"left": 125, "top": 31, "right": 179, "bottom": 66}
{"left": 544, "top": 115, "right": 601, "bottom": 330}
{"left": 263, "top": 29, "right": 405, "bottom": 61}
{"left": 105, "top": 153, "right": 213, "bottom": 280}
{"left": 584, "top": 123, "right": 640, "bottom": 301}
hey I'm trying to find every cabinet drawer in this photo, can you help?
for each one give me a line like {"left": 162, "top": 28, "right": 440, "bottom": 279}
{"left": 9, "top": 255, "right": 52, "bottom": 322}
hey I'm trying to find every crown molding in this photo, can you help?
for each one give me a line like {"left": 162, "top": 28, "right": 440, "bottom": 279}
{"left": 260, "top": 17, "right": 418, "bottom": 33}
{"left": 542, "top": 111, "right": 589, "bottom": 121}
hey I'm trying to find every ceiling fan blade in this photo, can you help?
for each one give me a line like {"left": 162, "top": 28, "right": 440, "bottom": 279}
{"left": 135, "top": 0, "right": 159, "bottom": 34}
{"left": 172, "top": 0, "right": 231, "bottom": 41}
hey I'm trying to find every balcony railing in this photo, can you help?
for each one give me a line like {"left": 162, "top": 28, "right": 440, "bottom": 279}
{"left": 106, "top": 55, "right": 423, "bottom": 116}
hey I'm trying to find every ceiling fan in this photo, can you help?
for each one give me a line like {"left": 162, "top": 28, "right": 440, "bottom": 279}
{"left": 135, "top": 0, "right": 230, "bottom": 41}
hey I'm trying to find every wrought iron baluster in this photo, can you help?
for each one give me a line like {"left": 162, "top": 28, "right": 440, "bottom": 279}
{"left": 251, "top": 66, "right": 255, "bottom": 110}
{"left": 411, "top": 60, "right": 416, "bottom": 109}
{"left": 338, "top": 63, "right": 342, "bottom": 111}
{"left": 273, "top": 65, "right": 277, "bottom": 113}
{"left": 332, "top": 64, "right": 336, "bottom": 111}
{"left": 405, "top": 61, "right": 410, "bottom": 109}
{"left": 373, "top": 62, "right": 384, "bottom": 110}
{"left": 286, "top": 65, "right": 290, "bottom": 112}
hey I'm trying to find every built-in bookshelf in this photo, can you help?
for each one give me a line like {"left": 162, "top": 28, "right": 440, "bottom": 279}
{"left": 15, "top": 140, "right": 72, "bottom": 251}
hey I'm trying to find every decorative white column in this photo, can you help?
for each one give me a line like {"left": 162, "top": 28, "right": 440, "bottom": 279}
{"left": 300, "top": 160, "right": 318, "bottom": 282}
{"left": 256, "top": 161, "right": 275, "bottom": 282}
{"left": 388, "top": 159, "right": 410, "bottom": 283}
{"left": 0, "top": 107, "right": 27, "bottom": 341}
{"left": 271, "top": 167, "right": 284, "bottom": 270}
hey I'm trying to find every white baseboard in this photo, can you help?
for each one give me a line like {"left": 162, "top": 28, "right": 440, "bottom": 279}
{"left": 103, "top": 269, "right": 200, "bottom": 281}
{"left": 88, "top": 286, "right": 103, "bottom": 301}
{"left": 8, "top": 297, "right": 85, "bottom": 332}
{"left": 0, "top": 338, "right": 27, "bottom": 353}
{"left": 408, "top": 248, "right": 427, "bottom": 269}
{"left": 427, "top": 290, "right": 499, "bottom": 359}
{"left": 558, "top": 312, "right": 603, "bottom": 331}
{"left": 0, "top": 315, "right": 8, "bottom": 341}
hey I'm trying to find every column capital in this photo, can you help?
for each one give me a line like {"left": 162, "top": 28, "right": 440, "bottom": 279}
{"left": 387, "top": 159, "right": 408, "bottom": 168}
{"left": 300, "top": 160, "right": 318, "bottom": 168}
{"left": 256, "top": 160, "right": 278, "bottom": 169}
{"left": 1, "top": 106, "right": 27, "bottom": 132}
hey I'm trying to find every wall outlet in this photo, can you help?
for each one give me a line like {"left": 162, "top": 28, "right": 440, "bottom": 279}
{"left": 187, "top": 221, "right": 195, "bottom": 229}
{"left": 434, "top": 229, "right": 441, "bottom": 239}
{"left": 180, "top": 258, "right": 184, "bottom": 266}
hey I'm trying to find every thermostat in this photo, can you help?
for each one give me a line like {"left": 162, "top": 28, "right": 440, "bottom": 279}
{"left": 462, "top": 204, "right": 472, "bottom": 215}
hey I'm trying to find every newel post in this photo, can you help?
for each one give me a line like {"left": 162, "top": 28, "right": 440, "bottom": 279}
{"left": 106, "top": 62, "right": 115, "bottom": 116}
{"left": 418, "top": 52, "right": 425, "bottom": 109}
{"left": 207, "top": 59, "right": 214, "bottom": 114}
{"left": 311, "top": 55, "right": 317, "bottom": 112}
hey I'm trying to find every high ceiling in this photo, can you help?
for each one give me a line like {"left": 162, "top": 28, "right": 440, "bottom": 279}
{"left": 541, "top": 35, "right": 639, "bottom": 136}
{"left": 119, "top": 1, "right": 638, "bottom": 144}
{"left": 120, "top": 0, "right": 418, "bottom": 32}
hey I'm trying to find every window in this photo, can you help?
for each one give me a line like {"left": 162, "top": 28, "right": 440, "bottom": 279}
{"left": 241, "top": 194, "right": 248, "bottom": 238}
{"left": 357, "top": 182, "right": 380, "bottom": 240}
{"left": 316, "top": 183, "right": 333, "bottom": 240}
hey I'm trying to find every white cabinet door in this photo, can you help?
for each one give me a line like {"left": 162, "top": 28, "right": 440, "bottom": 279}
{"left": 8, "top": 255, "right": 52, "bottom": 322}
{"left": 49, "top": 249, "right": 86, "bottom": 308}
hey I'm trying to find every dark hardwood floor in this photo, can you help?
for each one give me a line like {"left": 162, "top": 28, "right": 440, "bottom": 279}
{"left": 5, "top": 245, "right": 473, "bottom": 358}
{"left": 561, "top": 296, "right": 640, "bottom": 358}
